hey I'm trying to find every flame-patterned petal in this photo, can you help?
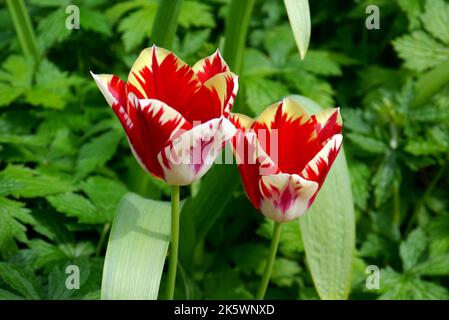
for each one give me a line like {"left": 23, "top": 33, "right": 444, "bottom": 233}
{"left": 157, "top": 117, "right": 236, "bottom": 185}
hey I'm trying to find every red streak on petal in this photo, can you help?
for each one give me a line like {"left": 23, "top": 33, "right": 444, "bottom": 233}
{"left": 253, "top": 102, "right": 321, "bottom": 175}
{"left": 196, "top": 52, "right": 228, "bottom": 83}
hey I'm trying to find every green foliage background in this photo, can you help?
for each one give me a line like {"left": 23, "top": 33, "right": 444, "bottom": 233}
{"left": 0, "top": 0, "right": 449, "bottom": 300}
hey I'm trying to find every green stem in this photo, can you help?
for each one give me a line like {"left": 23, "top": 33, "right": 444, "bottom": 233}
{"left": 222, "top": 0, "right": 256, "bottom": 73}
{"left": 151, "top": 0, "right": 184, "bottom": 49}
{"left": 405, "top": 163, "right": 447, "bottom": 234}
{"left": 256, "top": 222, "right": 282, "bottom": 300}
{"left": 6, "top": 0, "right": 40, "bottom": 61}
{"left": 96, "top": 223, "right": 111, "bottom": 257}
{"left": 167, "top": 185, "right": 180, "bottom": 300}
{"left": 392, "top": 182, "right": 401, "bottom": 227}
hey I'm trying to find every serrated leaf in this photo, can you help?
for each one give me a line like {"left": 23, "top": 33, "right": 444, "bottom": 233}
{"left": 0, "top": 165, "right": 73, "bottom": 198}
{"left": 411, "top": 254, "right": 449, "bottom": 276}
{"left": 101, "top": 193, "right": 171, "bottom": 299}
{"left": 293, "top": 95, "right": 355, "bottom": 300}
{"left": 400, "top": 228, "right": 427, "bottom": 270}
{"left": 372, "top": 152, "right": 398, "bottom": 207}
{"left": 393, "top": 31, "right": 449, "bottom": 72}
{"left": 0, "top": 262, "right": 41, "bottom": 299}
{"left": 76, "top": 130, "right": 121, "bottom": 178}
{"left": 118, "top": 5, "right": 157, "bottom": 52}
{"left": 0, "top": 197, "right": 34, "bottom": 257}
{"left": 349, "top": 162, "right": 371, "bottom": 210}
{"left": 24, "top": 59, "right": 79, "bottom": 109}
{"left": 268, "top": 258, "right": 302, "bottom": 288}
{"left": 37, "top": 9, "right": 71, "bottom": 51}
{"left": 81, "top": 176, "right": 128, "bottom": 220}
{"left": 421, "top": 0, "right": 449, "bottom": 45}
{"left": 347, "top": 133, "right": 388, "bottom": 154}
{"left": 47, "top": 192, "right": 105, "bottom": 224}
{"left": 244, "top": 77, "right": 289, "bottom": 115}
{"left": 79, "top": 7, "right": 112, "bottom": 36}
{"left": 203, "top": 268, "right": 253, "bottom": 299}
{"left": 179, "top": 1, "right": 215, "bottom": 28}
{"left": 296, "top": 50, "right": 342, "bottom": 76}
{"left": 257, "top": 219, "right": 304, "bottom": 256}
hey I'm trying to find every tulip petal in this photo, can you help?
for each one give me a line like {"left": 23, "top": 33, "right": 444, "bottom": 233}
{"left": 90, "top": 72, "right": 131, "bottom": 130}
{"left": 312, "top": 108, "right": 342, "bottom": 145}
{"left": 157, "top": 117, "right": 236, "bottom": 185}
{"left": 259, "top": 173, "right": 318, "bottom": 222}
{"left": 253, "top": 97, "right": 321, "bottom": 175}
{"left": 204, "top": 72, "right": 239, "bottom": 116}
{"left": 301, "top": 134, "right": 343, "bottom": 205}
{"left": 233, "top": 129, "right": 279, "bottom": 209}
{"left": 229, "top": 113, "right": 254, "bottom": 130}
{"left": 126, "top": 46, "right": 223, "bottom": 124}
{"left": 192, "top": 50, "right": 230, "bottom": 83}
{"left": 126, "top": 94, "right": 192, "bottom": 179}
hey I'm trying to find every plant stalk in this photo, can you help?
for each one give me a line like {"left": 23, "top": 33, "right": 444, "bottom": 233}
{"left": 256, "top": 222, "right": 282, "bottom": 300}
{"left": 151, "top": 0, "right": 184, "bottom": 49}
{"left": 6, "top": 0, "right": 40, "bottom": 61}
{"left": 167, "top": 185, "right": 180, "bottom": 300}
{"left": 222, "top": 0, "right": 256, "bottom": 73}
{"left": 96, "top": 223, "right": 111, "bottom": 257}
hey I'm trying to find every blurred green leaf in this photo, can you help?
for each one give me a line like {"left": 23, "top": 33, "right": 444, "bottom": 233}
{"left": 400, "top": 228, "right": 427, "bottom": 270}
{"left": 283, "top": 0, "right": 310, "bottom": 59}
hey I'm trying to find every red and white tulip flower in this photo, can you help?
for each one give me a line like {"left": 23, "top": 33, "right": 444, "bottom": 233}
{"left": 91, "top": 45, "right": 238, "bottom": 186}
{"left": 230, "top": 97, "right": 343, "bottom": 222}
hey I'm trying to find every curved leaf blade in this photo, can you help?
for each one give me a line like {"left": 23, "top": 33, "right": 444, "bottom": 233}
{"left": 101, "top": 193, "right": 170, "bottom": 300}
{"left": 284, "top": 0, "right": 311, "bottom": 60}
{"left": 293, "top": 95, "right": 355, "bottom": 300}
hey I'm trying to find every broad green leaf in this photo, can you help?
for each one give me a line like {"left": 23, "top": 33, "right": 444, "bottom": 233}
{"left": 293, "top": 95, "right": 355, "bottom": 300}
{"left": 101, "top": 193, "right": 171, "bottom": 300}
{"left": 284, "top": 0, "right": 311, "bottom": 59}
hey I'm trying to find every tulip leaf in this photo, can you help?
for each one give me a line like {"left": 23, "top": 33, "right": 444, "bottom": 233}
{"left": 101, "top": 193, "right": 171, "bottom": 300}
{"left": 284, "top": 0, "right": 311, "bottom": 60}
{"left": 292, "top": 95, "right": 355, "bottom": 300}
